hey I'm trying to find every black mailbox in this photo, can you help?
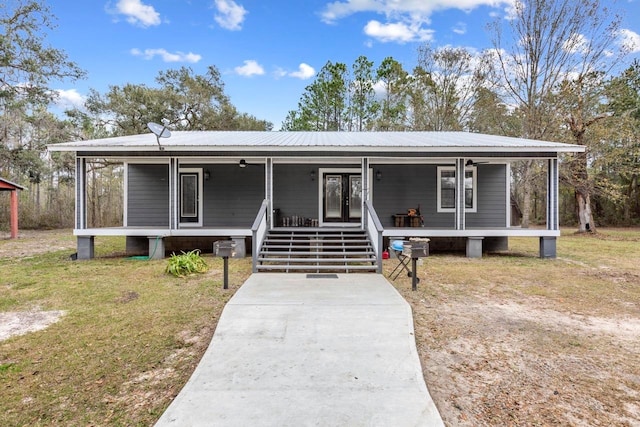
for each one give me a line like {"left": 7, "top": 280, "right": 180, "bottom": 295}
{"left": 214, "top": 240, "right": 236, "bottom": 258}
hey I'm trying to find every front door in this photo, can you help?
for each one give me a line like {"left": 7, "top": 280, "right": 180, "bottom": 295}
{"left": 179, "top": 169, "right": 202, "bottom": 226}
{"left": 323, "top": 173, "right": 362, "bottom": 223}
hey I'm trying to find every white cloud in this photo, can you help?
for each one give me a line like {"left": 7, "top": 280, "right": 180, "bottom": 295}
{"left": 452, "top": 22, "right": 467, "bottom": 35}
{"left": 130, "top": 48, "right": 202, "bottom": 63}
{"left": 321, "top": 0, "right": 513, "bottom": 24}
{"left": 54, "top": 89, "right": 86, "bottom": 110}
{"left": 321, "top": 0, "right": 510, "bottom": 44}
{"left": 562, "top": 33, "right": 590, "bottom": 54}
{"left": 619, "top": 28, "right": 640, "bottom": 53}
{"left": 234, "top": 60, "right": 265, "bottom": 77}
{"left": 289, "top": 63, "right": 316, "bottom": 79}
{"left": 114, "top": 0, "right": 161, "bottom": 27}
{"left": 214, "top": 0, "right": 247, "bottom": 31}
{"left": 364, "top": 20, "right": 434, "bottom": 43}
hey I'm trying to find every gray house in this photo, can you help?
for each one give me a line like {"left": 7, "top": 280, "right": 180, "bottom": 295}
{"left": 48, "top": 131, "right": 583, "bottom": 272}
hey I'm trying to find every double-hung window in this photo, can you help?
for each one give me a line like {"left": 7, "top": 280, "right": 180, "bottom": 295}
{"left": 437, "top": 166, "right": 477, "bottom": 213}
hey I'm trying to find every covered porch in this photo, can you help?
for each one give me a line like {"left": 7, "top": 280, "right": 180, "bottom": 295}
{"left": 48, "top": 131, "right": 582, "bottom": 263}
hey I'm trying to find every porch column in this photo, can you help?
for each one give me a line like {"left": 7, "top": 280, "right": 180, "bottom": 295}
{"left": 75, "top": 157, "right": 94, "bottom": 260}
{"left": 546, "top": 158, "right": 559, "bottom": 231}
{"left": 455, "top": 158, "right": 466, "bottom": 230}
{"left": 9, "top": 189, "right": 19, "bottom": 239}
{"left": 266, "top": 158, "right": 273, "bottom": 228}
{"left": 540, "top": 158, "right": 559, "bottom": 258}
{"left": 75, "top": 157, "right": 87, "bottom": 229}
{"left": 169, "top": 158, "right": 178, "bottom": 230}
{"left": 361, "top": 157, "right": 369, "bottom": 229}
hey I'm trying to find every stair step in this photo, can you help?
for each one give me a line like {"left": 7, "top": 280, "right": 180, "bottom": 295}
{"left": 256, "top": 264, "right": 378, "bottom": 271}
{"left": 260, "top": 250, "right": 374, "bottom": 256}
{"left": 259, "top": 257, "right": 375, "bottom": 263}
{"left": 261, "top": 244, "right": 372, "bottom": 250}
{"left": 257, "top": 229, "right": 378, "bottom": 274}
{"left": 264, "top": 239, "right": 370, "bottom": 244}
{"left": 268, "top": 233, "right": 367, "bottom": 238}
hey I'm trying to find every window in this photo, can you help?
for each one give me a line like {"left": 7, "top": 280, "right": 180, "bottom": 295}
{"left": 437, "top": 166, "right": 477, "bottom": 213}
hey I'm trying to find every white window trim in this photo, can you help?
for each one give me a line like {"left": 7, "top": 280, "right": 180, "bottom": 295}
{"left": 437, "top": 166, "right": 477, "bottom": 213}
{"left": 318, "top": 168, "right": 373, "bottom": 227}
{"left": 178, "top": 168, "right": 203, "bottom": 227}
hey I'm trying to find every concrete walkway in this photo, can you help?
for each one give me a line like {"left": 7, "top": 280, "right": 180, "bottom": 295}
{"left": 155, "top": 273, "right": 444, "bottom": 426}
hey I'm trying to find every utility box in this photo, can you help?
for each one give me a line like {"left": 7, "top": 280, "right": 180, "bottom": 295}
{"left": 402, "top": 241, "right": 429, "bottom": 258}
{"left": 213, "top": 240, "right": 236, "bottom": 258}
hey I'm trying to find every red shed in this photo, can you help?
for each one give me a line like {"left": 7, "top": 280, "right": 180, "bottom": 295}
{"left": 0, "top": 177, "right": 25, "bottom": 239}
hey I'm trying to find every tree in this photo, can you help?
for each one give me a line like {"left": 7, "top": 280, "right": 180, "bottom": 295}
{"left": 0, "top": 1, "right": 85, "bottom": 107}
{"left": 78, "top": 66, "right": 272, "bottom": 136}
{"left": 488, "top": 0, "right": 624, "bottom": 230}
{"left": 0, "top": 1, "right": 85, "bottom": 228}
{"left": 349, "top": 56, "right": 379, "bottom": 131}
{"left": 468, "top": 87, "right": 519, "bottom": 136}
{"left": 409, "top": 45, "right": 485, "bottom": 131}
{"left": 375, "top": 57, "right": 408, "bottom": 131}
{"left": 1, "top": 0, "right": 84, "bottom": 179}
{"left": 282, "top": 61, "right": 349, "bottom": 131}
{"left": 593, "top": 62, "right": 640, "bottom": 223}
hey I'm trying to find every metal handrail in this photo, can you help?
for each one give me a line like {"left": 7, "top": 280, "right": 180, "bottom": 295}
{"left": 364, "top": 199, "right": 384, "bottom": 273}
{"left": 251, "top": 199, "right": 269, "bottom": 272}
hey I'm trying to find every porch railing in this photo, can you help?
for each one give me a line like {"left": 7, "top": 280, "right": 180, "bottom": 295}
{"left": 251, "top": 199, "right": 269, "bottom": 273}
{"left": 364, "top": 199, "right": 384, "bottom": 273}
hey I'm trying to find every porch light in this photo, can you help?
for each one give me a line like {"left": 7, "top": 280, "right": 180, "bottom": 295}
{"left": 376, "top": 170, "right": 382, "bottom": 181}
{"left": 204, "top": 170, "right": 211, "bottom": 180}
{"left": 239, "top": 159, "right": 247, "bottom": 168}
{"left": 310, "top": 170, "right": 316, "bottom": 181}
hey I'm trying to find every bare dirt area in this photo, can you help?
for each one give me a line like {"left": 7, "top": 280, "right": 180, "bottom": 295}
{"left": 0, "top": 229, "right": 75, "bottom": 258}
{"left": 0, "top": 310, "right": 67, "bottom": 342}
{"left": 403, "top": 276, "right": 640, "bottom": 426}
{"left": 0, "top": 230, "right": 75, "bottom": 342}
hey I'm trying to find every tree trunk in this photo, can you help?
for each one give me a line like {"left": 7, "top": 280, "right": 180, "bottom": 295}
{"left": 519, "top": 160, "right": 533, "bottom": 228}
{"left": 571, "top": 150, "right": 595, "bottom": 233}
{"left": 576, "top": 190, "right": 594, "bottom": 232}
{"left": 521, "top": 184, "right": 531, "bottom": 228}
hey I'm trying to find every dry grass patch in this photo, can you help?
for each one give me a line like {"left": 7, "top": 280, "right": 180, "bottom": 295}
{"left": 389, "top": 229, "right": 640, "bottom": 426}
{"left": 0, "top": 236, "right": 251, "bottom": 426}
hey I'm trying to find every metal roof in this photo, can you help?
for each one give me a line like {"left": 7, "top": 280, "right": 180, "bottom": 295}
{"left": 47, "top": 131, "right": 585, "bottom": 154}
{"left": 0, "top": 177, "right": 25, "bottom": 191}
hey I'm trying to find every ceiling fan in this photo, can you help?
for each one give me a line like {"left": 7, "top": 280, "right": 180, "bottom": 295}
{"left": 465, "top": 159, "right": 490, "bottom": 167}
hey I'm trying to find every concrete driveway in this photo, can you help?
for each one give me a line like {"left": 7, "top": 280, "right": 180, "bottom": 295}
{"left": 155, "top": 273, "right": 444, "bottom": 426}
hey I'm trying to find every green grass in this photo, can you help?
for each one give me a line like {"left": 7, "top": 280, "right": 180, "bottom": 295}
{"left": 0, "top": 236, "right": 252, "bottom": 426}
{"left": 1, "top": 228, "right": 639, "bottom": 426}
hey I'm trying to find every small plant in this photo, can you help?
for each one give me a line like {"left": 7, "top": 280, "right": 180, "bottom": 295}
{"left": 165, "top": 249, "right": 208, "bottom": 278}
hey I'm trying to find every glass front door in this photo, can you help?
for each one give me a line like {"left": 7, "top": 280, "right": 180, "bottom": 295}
{"left": 179, "top": 170, "right": 201, "bottom": 226}
{"left": 323, "top": 173, "right": 362, "bottom": 223}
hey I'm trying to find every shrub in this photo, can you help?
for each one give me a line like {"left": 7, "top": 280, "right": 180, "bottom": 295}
{"left": 165, "top": 249, "right": 208, "bottom": 278}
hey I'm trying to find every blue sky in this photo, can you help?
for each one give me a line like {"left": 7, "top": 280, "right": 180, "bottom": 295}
{"left": 46, "top": 0, "right": 640, "bottom": 130}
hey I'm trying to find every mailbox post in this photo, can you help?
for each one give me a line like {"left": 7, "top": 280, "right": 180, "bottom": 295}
{"left": 408, "top": 241, "right": 429, "bottom": 291}
{"left": 213, "top": 240, "right": 237, "bottom": 289}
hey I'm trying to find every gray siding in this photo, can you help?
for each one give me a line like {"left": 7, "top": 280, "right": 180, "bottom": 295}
{"left": 127, "top": 164, "right": 169, "bottom": 226}
{"left": 467, "top": 164, "right": 507, "bottom": 228}
{"left": 195, "top": 164, "right": 265, "bottom": 227}
{"left": 273, "top": 164, "right": 323, "bottom": 222}
{"left": 372, "top": 164, "right": 452, "bottom": 227}
{"left": 372, "top": 164, "right": 507, "bottom": 228}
